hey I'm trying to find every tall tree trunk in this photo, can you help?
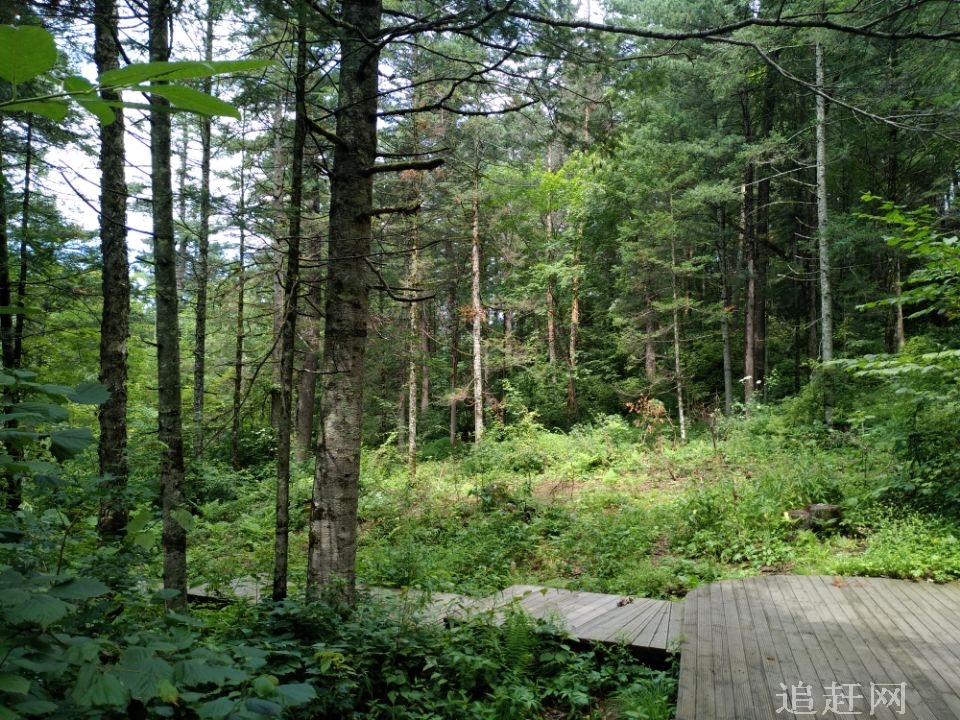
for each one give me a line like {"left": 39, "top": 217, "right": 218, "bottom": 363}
{"left": 742, "top": 179, "right": 756, "bottom": 407}
{"left": 671, "top": 235, "right": 686, "bottom": 442}
{"left": 0, "top": 121, "right": 14, "bottom": 371}
{"left": 175, "top": 123, "right": 189, "bottom": 294}
{"left": 295, "top": 230, "right": 322, "bottom": 462}
{"left": 407, "top": 244, "right": 419, "bottom": 479}
{"left": 307, "top": 0, "right": 382, "bottom": 603}
{"left": 471, "top": 149, "right": 484, "bottom": 442}
{"left": 95, "top": 0, "right": 131, "bottom": 537}
{"left": 14, "top": 119, "right": 31, "bottom": 369}
{"left": 150, "top": 0, "right": 188, "bottom": 610}
{"left": 274, "top": 3, "right": 307, "bottom": 602}
{"left": 567, "top": 236, "right": 580, "bottom": 413}
{"left": 192, "top": 1, "right": 215, "bottom": 460}
{"left": 447, "top": 242, "right": 460, "bottom": 447}
{"left": 719, "top": 210, "right": 734, "bottom": 416}
{"left": 231, "top": 142, "right": 246, "bottom": 470}
{"left": 644, "top": 294, "right": 657, "bottom": 383}
{"left": 816, "top": 39, "right": 834, "bottom": 426}
{"left": 193, "top": 0, "right": 215, "bottom": 459}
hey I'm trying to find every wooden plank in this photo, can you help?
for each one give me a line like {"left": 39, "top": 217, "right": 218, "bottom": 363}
{"left": 674, "top": 585, "right": 701, "bottom": 720}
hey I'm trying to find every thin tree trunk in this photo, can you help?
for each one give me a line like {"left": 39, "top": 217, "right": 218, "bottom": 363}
{"left": 0, "top": 121, "right": 14, "bottom": 371}
{"left": 150, "top": 0, "right": 187, "bottom": 610}
{"left": 671, "top": 236, "right": 686, "bottom": 442}
{"left": 308, "top": 0, "right": 382, "bottom": 603}
{"left": 274, "top": 3, "right": 307, "bottom": 602}
{"left": 447, "top": 245, "right": 460, "bottom": 447}
{"left": 419, "top": 307, "right": 430, "bottom": 415}
{"left": 567, "top": 236, "right": 580, "bottom": 413}
{"left": 816, "top": 39, "right": 834, "bottom": 426}
{"left": 231, "top": 142, "right": 246, "bottom": 470}
{"left": 471, "top": 149, "right": 484, "bottom": 441}
{"left": 719, "top": 211, "right": 734, "bottom": 416}
{"left": 95, "top": 0, "right": 130, "bottom": 537}
{"left": 407, "top": 245, "right": 419, "bottom": 479}
{"left": 14, "top": 119, "right": 31, "bottom": 369}
{"left": 295, "top": 231, "right": 322, "bottom": 462}
{"left": 192, "top": 1, "right": 215, "bottom": 460}
{"left": 644, "top": 295, "right": 657, "bottom": 383}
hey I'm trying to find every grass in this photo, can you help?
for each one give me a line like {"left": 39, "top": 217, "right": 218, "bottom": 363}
{"left": 191, "top": 405, "right": 960, "bottom": 602}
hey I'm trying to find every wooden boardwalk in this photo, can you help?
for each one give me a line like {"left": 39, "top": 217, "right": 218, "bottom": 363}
{"left": 463, "top": 584, "right": 682, "bottom": 651}
{"left": 676, "top": 575, "right": 960, "bottom": 720}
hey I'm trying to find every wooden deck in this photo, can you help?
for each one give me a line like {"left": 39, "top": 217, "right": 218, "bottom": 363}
{"left": 465, "top": 584, "right": 682, "bottom": 651}
{"left": 676, "top": 575, "right": 960, "bottom": 720}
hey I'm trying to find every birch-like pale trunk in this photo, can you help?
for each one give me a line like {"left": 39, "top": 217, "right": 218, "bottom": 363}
{"left": 816, "top": 39, "right": 834, "bottom": 426}
{"left": 471, "top": 150, "right": 485, "bottom": 441}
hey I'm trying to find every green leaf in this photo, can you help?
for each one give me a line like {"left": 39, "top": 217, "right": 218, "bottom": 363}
{"left": 115, "top": 647, "right": 173, "bottom": 701}
{"left": 13, "top": 700, "right": 57, "bottom": 715}
{"left": 47, "top": 577, "right": 110, "bottom": 601}
{"left": 11, "top": 401, "right": 69, "bottom": 423}
{"left": 252, "top": 674, "right": 278, "bottom": 697}
{"left": 100, "top": 59, "right": 272, "bottom": 87}
{"left": 244, "top": 698, "right": 282, "bottom": 716}
{"left": 197, "top": 697, "right": 236, "bottom": 719}
{"left": 67, "top": 382, "right": 110, "bottom": 406}
{"left": 6, "top": 594, "right": 71, "bottom": 629}
{"left": 0, "top": 673, "right": 30, "bottom": 695}
{"left": 275, "top": 682, "right": 316, "bottom": 707}
{"left": 49, "top": 428, "right": 94, "bottom": 462}
{"left": 0, "top": 25, "right": 57, "bottom": 86}
{"left": 0, "top": 706, "right": 18, "bottom": 720}
{"left": 75, "top": 97, "right": 117, "bottom": 125}
{"left": 135, "top": 85, "right": 239, "bottom": 118}
{"left": 171, "top": 508, "right": 195, "bottom": 532}
{"left": 0, "top": 100, "right": 69, "bottom": 122}
{"left": 175, "top": 659, "right": 248, "bottom": 688}
{"left": 72, "top": 665, "right": 128, "bottom": 708}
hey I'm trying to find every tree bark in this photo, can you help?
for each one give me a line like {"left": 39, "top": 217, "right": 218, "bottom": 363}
{"left": 14, "top": 119, "right": 31, "bottom": 369}
{"left": 567, "top": 236, "right": 580, "bottom": 413}
{"left": 150, "top": 0, "right": 188, "bottom": 610}
{"left": 447, "top": 240, "right": 460, "bottom": 447}
{"left": 95, "top": 0, "right": 131, "bottom": 537}
{"left": 192, "top": 1, "right": 215, "bottom": 460}
{"left": 816, "top": 39, "right": 834, "bottom": 426}
{"left": 671, "top": 235, "right": 686, "bottom": 443}
{"left": 295, "top": 230, "right": 322, "bottom": 462}
{"left": 231, "top": 143, "right": 246, "bottom": 470}
{"left": 274, "top": 3, "right": 307, "bottom": 602}
{"left": 471, "top": 148, "right": 484, "bottom": 441}
{"left": 307, "top": 0, "right": 382, "bottom": 603}
{"left": 0, "top": 121, "right": 13, "bottom": 371}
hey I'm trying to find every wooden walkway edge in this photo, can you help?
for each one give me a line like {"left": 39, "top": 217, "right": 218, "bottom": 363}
{"left": 676, "top": 575, "right": 960, "bottom": 720}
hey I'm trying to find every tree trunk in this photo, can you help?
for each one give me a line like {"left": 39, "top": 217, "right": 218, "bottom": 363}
{"left": 719, "top": 210, "right": 734, "bottom": 416}
{"left": 671, "top": 236, "right": 686, "bottom": 443}
{"left": 273, "top": 4, "right": 307, "bottom": 602}
{"left": 231, "top": 144, "right": 246, "bottom": 470}
{"left": 567, "top": 236, "right": 580, "bottom": 413}
{"left": 0, "top": 121, "right": 14, "bottom": 371}
{"left": 471, "top": 149, "right": 484, "bottom": 441}
{"left": 14, "top": 118, "right": 31, "bottom": 369}
{"left": 447, "top": 243, "right": 460, "bottom": 447}
{"left": 645, "top": 295, "right": 657, "bottom": 383}
{"left": 95, "top": 0, "right": 131, "bottom": 537}
{"left": 295, "top": 231, "right": 322, "bottom": 462}
{"left": 307, "top": 0, "right": 382, "bottom": 603}
{"left": 192, "top": 1, "right": 215, "bottom": 460}
{"left": 407, "top": 245, "right": 419, "bottom": 479}
{"left": 150, "top": 0, "right": 188, "bottom": 610}
{"left": 816, "top": 39, "right": 834, "bottom": 426}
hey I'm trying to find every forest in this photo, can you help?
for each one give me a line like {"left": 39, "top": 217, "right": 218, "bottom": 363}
{"left": 1, "top": 0, "right": 960, "bottom": 718}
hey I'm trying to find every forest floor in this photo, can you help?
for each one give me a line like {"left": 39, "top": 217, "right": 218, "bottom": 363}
{"left": 193, "top": 407, "right": 960, "bottom": 605}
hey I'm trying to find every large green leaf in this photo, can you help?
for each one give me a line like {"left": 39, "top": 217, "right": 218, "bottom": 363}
{"left": 244, "top": 698, "right": 282, "bottom": 716}
{"left": 67, "top": 382, "right": 110, "bottom": 406}
{"left": 100, "top": 59, "right": 271, "bottom": 87}
{"left": 49, "top": 428, "right": 94, "bottom": 462}
{"left": 0, "top": 26, "right": 57, "bottom": 87}
{"left": 115, "top": 647, "right": 173, "bottom": 701}
{"left": 136, "top": 85, "right": 239, "bottom": 118}
{"left": 0, "top": 100, "right": 69, "bottom": 122}
{"left": 197, "top": 697, "right": 236, "bottom": 719}
{"left": 0, "top": 672, "right": 29, "bottom": 695}
{"left": 10, "top": 401, "right": 69, "bottom": 423}
{"left": 175, "top": 659, "right": 248, "bottom": 688}
{"left": 275, "top": 682, "right": 317, "bottom": 707}
{"left": 47, "top": 577, "right": 109, "bottom": 601}
{"left": 72, "top": 665, "right": 128, "bottom": 708}
{"left": 5, "top": 594, "right": 70, "bottom": 629}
